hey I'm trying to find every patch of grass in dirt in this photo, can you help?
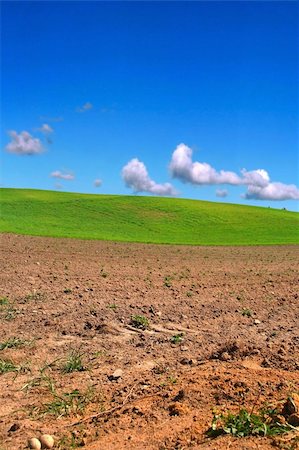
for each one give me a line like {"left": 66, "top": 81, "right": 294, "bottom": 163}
{"left": 1, "top": 188, "right": 298, "bottom": 245}
{"left": 170, "top": 333, "right": 184, "bottom": 344}
{"left": 207, "top": 404, "right": 295, "bottom": 438}
{"left": 108, "top": 303, "right": 118, "bottom": 310}
{"left": 164, "top": 276, "right": 173, "bottom": 288}
{"left": 0, "top": 297, "right": 18, "bottom": 321}
{"left": 0, "top": 337, "right": 28, "bottom": 350}
{"left": 0, "top": 297, "right": 9, "bottom": 306}
{"left": 62, "top": 350, "right": 86, "bottom": 374}
{"left": 241, "top": 308, "right": 253, "bottom": 317}
{"left": 57, "top": 433, "right": 85, "bottom": 449}
{"left": 0, "top": 359, "right": 18, "bottom": 374}
{"left": 41, "top": 387, "right": 94, "bottom": 418}
{"left": 24, "top": 292, "right": 45, "bottom": 302}
{"left": 130, "top": 314, "right": 149, "bottom": 329}
{"left": 0, "top": 358, "right": 29, "bottom": 375}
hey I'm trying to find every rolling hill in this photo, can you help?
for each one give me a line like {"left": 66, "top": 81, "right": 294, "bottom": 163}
{"left": 0, "top": 188, "right": 298, "bottom": 245}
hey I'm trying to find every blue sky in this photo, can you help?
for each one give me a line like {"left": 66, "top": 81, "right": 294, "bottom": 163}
{"left": 1, "top": 1, "right": 298, "bottom": 210}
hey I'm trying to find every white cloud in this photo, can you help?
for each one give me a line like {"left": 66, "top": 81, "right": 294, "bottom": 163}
{"left": 240, "top": 168, "right": 270, "bottom": 188}
{"left": 6, "top": 130, "right": 44, "bottom": 155}
{"left": 169, "top": 143, "right": 241, "bottom": 185}
{"left": 37, "top": 123, "right": 53, "bottom": 134}
{"left": 94, "top": 178, "right": 102, "bottom": 187}
{"left": 122, "top": 158, "right": 177, "bottom": 196}
{"left": 169, "top": 143, "right": 299, "bottom": 202}
{"left": 244, "top": 182, "right": 299, "bottom": 201}
{"left": 50, "top": 170, "right": 75, "bottom": 180}
{"left": 54, "top": 183, "right": 63, "bottom": 190}
{"left": 216, "top": 189, "right": 228, "bottom": 198}
{"left": 76, "top": 102, "right": 93, "bottom": 113}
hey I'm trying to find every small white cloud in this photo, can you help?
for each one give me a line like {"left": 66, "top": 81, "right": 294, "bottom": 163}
{"left": 169, "top": 143, "right": 241, "bottom": 185}
{"left": 94, "top": 178, "right": 102, "bottom": 187}
{"left": 122, "top": 158, "right": 177, "bottom": 197}
{"left": 76, "top": 102, "right": 93, "bottom": 113}
{"left": 216, "top": 189, "right": 228, "bottom": 198}
{"left": 54, "top": 182, "right": 63, "bottom": 190}
{"left": 37, "top": 123, "right": 54, "bottom": 134}
{"left": 5, "top": 130, "right": 44, "bottom": 155}
{"left": 244, "top": 182, "right": 299, "bottom": 201}
{"left": 50, "top": 170, "right": 75, "bottom": 181}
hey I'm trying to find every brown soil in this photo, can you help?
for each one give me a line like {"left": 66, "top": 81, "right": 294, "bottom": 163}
{"left": 0, "top": 233, "right": 298, "bottom": 450}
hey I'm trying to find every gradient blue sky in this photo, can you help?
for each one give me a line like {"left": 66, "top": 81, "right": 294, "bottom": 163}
{"left": 1, "top": 1, "right": 298, "bottom": 210}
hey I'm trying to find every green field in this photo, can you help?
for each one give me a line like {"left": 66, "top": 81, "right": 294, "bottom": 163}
{"left": 0, "top": 188, "right": 298, "bottom": 245}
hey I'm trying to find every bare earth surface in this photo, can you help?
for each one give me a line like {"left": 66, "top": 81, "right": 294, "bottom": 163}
{"left": 0, "top": 234, "right": 298, "bottom": 450}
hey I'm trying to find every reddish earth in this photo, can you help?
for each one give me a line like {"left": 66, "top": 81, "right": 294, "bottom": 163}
{"left": 0, "top": 233, "right": 298, "bottom": 449}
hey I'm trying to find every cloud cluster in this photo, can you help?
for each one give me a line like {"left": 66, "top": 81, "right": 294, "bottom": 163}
{"left": 37, "top": 123, "right": 53, "bottom": 134}
{"left": 6, "top": 131, "right": 44, "bottom": 155}
{"left": 216, "top": 189, "right": 228, "bottom": 198}
{"left": 50, "top": 170, "right": 75, "bottom": 180}
{"left": 169, "top": 143, "right": 241, "bottom": 185}
{"left": 244, "top": 182, "right": 299, "bottom": 201}
{"left": 94, "top": 178, "right": 102, "bottom": 187}
{"left": 169, "top": 143, "right": 299, "bottom": 201}
{"left": 122, "top": 158, "right": 177, "bottom": 197}
{"left": 76, "top": 102, "right": 93, "bottom": 113}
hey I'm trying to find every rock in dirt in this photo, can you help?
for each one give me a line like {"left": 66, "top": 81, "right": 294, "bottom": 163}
{"left": 288, "top": 414, "right": 299, "bottom": 427}
{"left": 220, "top": 351, "right": 231, "bottom": 361}
{"left": 40, "top": 434, "right": 55, "bottom": 448}
{"left": 8, "top": 423, "right": 20, "bottom": 432}
{"left": 282, "top": 393, "right": 299, "bottom": 417}
{"left": 109, "top": 369, "right": 123, "bottom": 381}
{"left": 28, "top": 438, "right": 42, "bottom": 449}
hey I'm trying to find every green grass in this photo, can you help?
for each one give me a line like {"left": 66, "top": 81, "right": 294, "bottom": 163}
{"left": 130, "top": 315, "right": 149, "bottom": 329}
{"left": 61, "top": 350, "right": 85, "bottom": 374}
{"left": 0, "top": 188, "right": 298, "bottom": 245}
{"left": 208, "top": 406, "right": 295, "bottom": 438}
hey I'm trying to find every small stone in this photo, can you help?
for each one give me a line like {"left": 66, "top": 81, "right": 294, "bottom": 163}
{"left": 288, "top": 413, "right": 299, "bottom": 427}
{"left": 8, "top": 423, "right": 20, "bottom": 432}
{"left": 282, "top": 393, "right": 299, "bottom": 417}
{"left": 220, "top": 351, "right": 231, "bottom": 361}
{"left": 180, "top": 358, "right": 192, "bottom": 365}
{"left": 180, "top": 346, "right": 188, "bottom": 352}
{"left": 28, "top": 438, "right": 42, "bottom": 450}
{"left": 40, "top": 434, "right": 55, "bottom": 449}
{"left": 254, "top": 319, "right": 261, "bottom": 325}
{"left": 110, "top": 369, "right": 123, "bottom": 380}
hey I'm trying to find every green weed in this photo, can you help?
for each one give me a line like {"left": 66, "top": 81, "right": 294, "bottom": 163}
{"left": 0, "top": 297, "right": 9, "bottom": 306}
{"left": 164, "top": 276, "right": 173, "bottom": 288}
{"left": 242, "top": 308, "right": 253, "bottom": 317}
{"left": 42, "top": 387, "right": 94, "bottom": 417}
{"left": 208, "top": 406, "right": 294, "bottom": 438}
{"left": 0, "top": 359, "right": 18, "bottom": 374}
{"left": 170, "top": 333, "right": 184, "bottom": 344}
{"left": 0, "top": 337, "right": 27, "bottom": 350}
{"left": 62, "top": 350, "right": 85, "bottom": 374}
{"left": 130, "top": 315, "right": 149, "bottom": 330}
